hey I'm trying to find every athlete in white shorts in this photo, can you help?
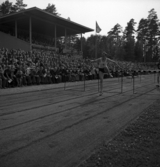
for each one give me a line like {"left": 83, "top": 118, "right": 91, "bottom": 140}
{"left": 91, "top": 52, "right": 121, "bottom": 96}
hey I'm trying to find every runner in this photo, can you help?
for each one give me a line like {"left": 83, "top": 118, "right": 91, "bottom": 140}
{"left": 91, "top": 52, "right": 121, "bottom": 96}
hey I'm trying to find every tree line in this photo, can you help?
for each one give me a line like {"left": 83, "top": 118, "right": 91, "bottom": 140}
{"left": 0, "top": 1, "right": 160, "bottom": 62}
{"left": 73, "top": 9, "right": 160, "bottom": 62}
{"left": 0, "top": 0, "right": 59, "bottom": 15}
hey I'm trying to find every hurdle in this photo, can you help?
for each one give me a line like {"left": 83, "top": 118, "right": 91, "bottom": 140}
{"left": 121, "top": 71, "right": 123, "bottom": 93}
{"left": 84, "top": 73, "right": 86, "bottom": 91}
{"left": 132, "top": 72, "right": 135, "bottom": 94}
{"left": 64, "top": 75, "right": 66, "bottom": 90}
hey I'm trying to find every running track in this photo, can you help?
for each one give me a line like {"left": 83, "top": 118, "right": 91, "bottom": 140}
{"left": 0, "top": 74, "right": 160, "bottom": 167}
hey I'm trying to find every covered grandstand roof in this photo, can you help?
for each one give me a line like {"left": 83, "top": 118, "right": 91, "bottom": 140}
{"left": 0, "top": 7, "right": 94, "bottom": 37}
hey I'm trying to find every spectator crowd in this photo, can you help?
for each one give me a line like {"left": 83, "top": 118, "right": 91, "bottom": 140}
{"left": 0, "top": 47, "right": 158, "bottom": 89}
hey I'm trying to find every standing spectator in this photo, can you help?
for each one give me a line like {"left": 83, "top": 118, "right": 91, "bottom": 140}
{"left": 4, "top": 65, "right": 12, "bottom": 88}
{"left": 50, "top": 67, "right": 56, "bottom": 83}
{"left": 25, "top": 64, "right": 32, "bottom": 85}
{"left": 0, "top": 66, "right": 2, "bottom": 88}
{"left": 0, "top": 65, "right": 7, "bottom": 88}
{"left": 30, "top": 68, "right": 36, "bottom": 85}
{"left": 15, "top": 66, "right": 23, "bottom": 87}
{"left": 46, "top": 67, "right": 52, "bottom": 84}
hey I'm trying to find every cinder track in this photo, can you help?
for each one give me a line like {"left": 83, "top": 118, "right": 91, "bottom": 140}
{"left": 0, "top": 75, "right": 152, "bottom": 113}
{"left": 0, "top": 74, "right": 159, "bottom": 167}
{"left": 0, "top": 81, "right": 154, "bottom": 130}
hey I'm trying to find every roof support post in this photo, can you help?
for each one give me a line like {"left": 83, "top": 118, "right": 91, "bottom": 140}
{"left": 55, "top": 25, "right": 57, "bottom": 50}
{"left": 81, "top": 33, "right": 83, "bottom": 58}
{"left": 81, "top": 33, "right": 83, "bottom": 52}
{"left": 65, "top": 28, "right": 67, "bottom": 50}
{"left": 29, "top": 17, "right": 32, "bottom": 51}
{"left": 15, "top": 20, "right": 17, "bottom": 38}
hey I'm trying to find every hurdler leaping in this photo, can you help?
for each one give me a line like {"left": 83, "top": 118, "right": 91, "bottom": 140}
{"left": 90, "top": 52, "right": 122, "bottom": 96}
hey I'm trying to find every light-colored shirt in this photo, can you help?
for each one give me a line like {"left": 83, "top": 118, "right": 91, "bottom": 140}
{"left": 98, "top": 58, "right": 107, "bottom": 68}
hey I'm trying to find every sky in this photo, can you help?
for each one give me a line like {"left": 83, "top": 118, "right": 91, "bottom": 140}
{"left": 1, "top": 0, "right": 160, "bottom": 38}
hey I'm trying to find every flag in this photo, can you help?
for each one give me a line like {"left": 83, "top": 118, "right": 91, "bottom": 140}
{"left": 96, "top": 21, "right": 101, "bottom": 33}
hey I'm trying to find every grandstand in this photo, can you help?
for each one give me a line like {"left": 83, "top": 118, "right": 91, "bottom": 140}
{"left": 0, "top": 7, "right": 93, "bottom": 51}
{"left": 0, "top": 7, "right": 95, "bottom": 89}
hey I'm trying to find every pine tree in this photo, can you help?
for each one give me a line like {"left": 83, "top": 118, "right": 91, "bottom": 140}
{"left": 137, "top": 9, "right": 160, "bottom": 62}
{"left": 44, "top": 3, "right": 60, "bottom": 16}
{"left": 86, "top": 35, "right": 97, "bottom": 59}
{"left": 0, "top": 0, "right": 13, "bottom": 15}
{"left": 123, "top": 19, "right": 136, "bottom": 61}
{"left": 146, "top": 9, "right": 160, "bottom": 61}
{"left": 13, "top": 0, "right": 27, "bottom": 12}
{"left": 107, "top": 23, "right": 123, "bottom": 59}
{"left": 134, "top": 40, "right": 143, "bottom": 62}
{"left": 136, "top": 19, "right": 149, "bottom": 62}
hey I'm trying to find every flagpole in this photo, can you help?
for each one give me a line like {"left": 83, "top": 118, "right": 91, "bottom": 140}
{"left": 95, "top": 21, "right": 99, "bottom": 92}
{"left": 95, "top": 22, "right": 97, "bottom": 59}
{"left": 95, "top": 21, "right": 101, "bottom": 59}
